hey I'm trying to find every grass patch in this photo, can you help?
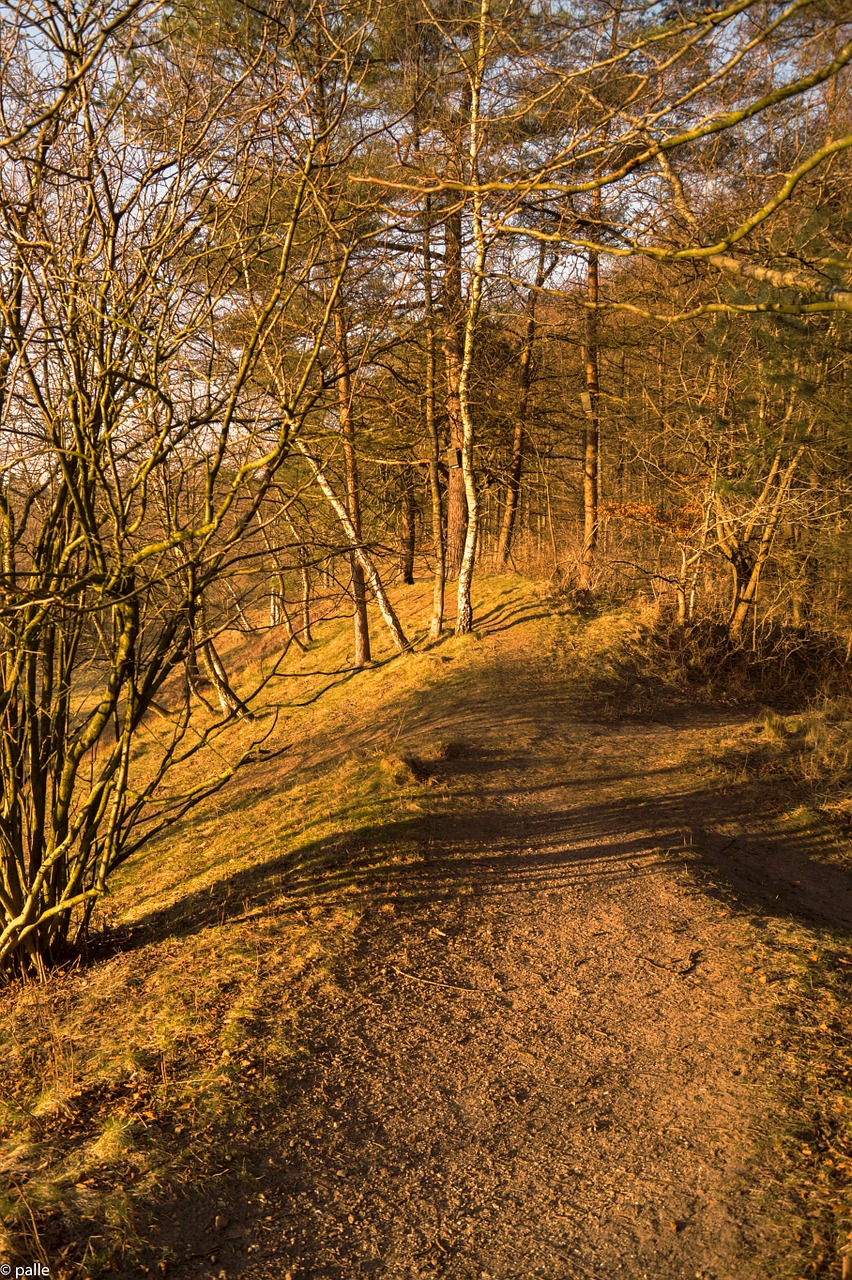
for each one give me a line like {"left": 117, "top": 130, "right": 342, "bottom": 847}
{"left": 764, "top": 935, "right": 852, "bottom": 1278}
{"left": 0, "top": 575, "right": 548, "bottom": 1276}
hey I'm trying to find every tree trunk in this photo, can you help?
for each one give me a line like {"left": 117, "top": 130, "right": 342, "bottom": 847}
{"left": 269, "top": 585, "right": 282, "bottom": 627}
{"left": 299, "top": 547, "right": 313, "bottom": 643}
{"left": 183, "top": 587, "right": 217, "bottom": 712}
{"left": 496, "top": 243, "right": 546, "bottom": 569}
{"left": 281, "top": 514, "right": 313, "bottom": 644}
{"left": 185, "top": 633, "right": 216, "bottom": 713}
{"left": 727, "top": 443, "right": 807, "bottom": 641}
{"left": 400, "top": 466, "right": 416, "bottom": 584}
{"left": 201, "top": 637, "right": 254, "bottom": 719}
{"left": 269, "top": 577, "right": 307, "bottom": 651}
{"left": 295, "top": 439, "right": 410, "bottom": 653}
{"left": 676, "top": 548, "right": 688, "bottom": 626}
{"left": 441, "top": 77, "right": 473, "bottom": 580}
{"left": 578, "top": 233, "right": 600, "bottom": 594}
{"left": 728, "top": 557, "right": 761, "bottom": 642}
{"left": 443, "top": 193, "right": 467, "bottom": 578}
{"left": 787, "top": 518, "right": 815, "bottom": 628}
{"left": 576, "top": 0, "right": 620, "bottom": 599}
{"left": 423, "top": 193, "right": 445, "bottom": 639}
{"left": 334, "top": 304, "right": 371, "bottom": 667}
{"left": 455, "top": 0, "right": 490, "bottom": 636}
{"left": 226, "top": 581, "right": 251, "bottom": 631}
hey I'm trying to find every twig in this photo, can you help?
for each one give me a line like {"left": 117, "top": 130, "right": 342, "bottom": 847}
{"left": 389, "top": 964, "right": 502, "bottom": 996}
{"left": 638, "top": 948, "right": 702, "bottom": 976}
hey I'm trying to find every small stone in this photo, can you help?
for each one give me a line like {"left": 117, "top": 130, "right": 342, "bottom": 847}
{"left": 214, "top": 1214, "right": 229, "bottom": 1231}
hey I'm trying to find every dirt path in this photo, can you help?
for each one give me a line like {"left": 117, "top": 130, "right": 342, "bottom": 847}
{"left": 153, "top": 632, "right": 851, "bottom": 1280}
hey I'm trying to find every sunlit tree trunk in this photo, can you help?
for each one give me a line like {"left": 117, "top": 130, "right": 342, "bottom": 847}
{"left": 334, "top": 305, "right": 372, "bottom": 667}
{"left": 497, "top": 243, "right": 547, "bottom": 569}
{"left": 578, "top": 217, "right": 601, "bottom": 594}
{"left": 443, "top": 192, "right": 467, "bottom": 578}
{"left": 423, "top": 194, "right": 446, "bottom": 639}
{"left": 295, "top": 440, "right": 409, "bottom": 653}
{"left": 298, "top": 547, "right": 313, "bottom": 643}
{"left": 201, "top": 638, "right": 254, "bottom": 719}
{"left": 198, "top": 599, "right": 254, "bottom": 719}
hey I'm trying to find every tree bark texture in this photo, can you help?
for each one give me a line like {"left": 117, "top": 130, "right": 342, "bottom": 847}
{"left": 423, "top": 193, "right": 445, "bottom": 639}
{"left": 455, "top": 0, "right": 490, "bottom": 636}
{"left": 201, "top": 637, "right": 254, "bottom": 719}
{"left": 719, "top": 440, "right": 807, "bottom": 640}
{"left": 400, "top": 466, "right": 416, "bottom": 584}
{"left": 443, "top": 194, "right": 467, "bottom": 578}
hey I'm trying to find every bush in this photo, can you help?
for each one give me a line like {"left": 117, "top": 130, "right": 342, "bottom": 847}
{"left": 576, "top": 609, "right": 850, "bottom": 713}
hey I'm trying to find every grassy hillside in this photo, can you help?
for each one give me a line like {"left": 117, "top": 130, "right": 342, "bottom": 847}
{"left": 0, "top": 578, "right": 563, "bottom": 1275}
{"left": 0, "top": 576, "right": 849, "bottom": 1279}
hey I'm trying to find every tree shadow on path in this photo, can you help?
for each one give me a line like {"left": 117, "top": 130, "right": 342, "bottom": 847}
{"left": 132, "top": 739, "right": 852, "bottom": 952}
{"left": 115, "top": 704, "right": 852, "bottom": 1280}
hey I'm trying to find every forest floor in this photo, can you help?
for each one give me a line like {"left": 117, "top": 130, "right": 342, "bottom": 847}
{"left": 1, "top": 579, "right": 851, "bottom": 1280}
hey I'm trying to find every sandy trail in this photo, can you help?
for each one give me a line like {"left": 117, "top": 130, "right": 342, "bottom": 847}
{"left": 156, "top": 632, "right": 851, "bottom": 1280}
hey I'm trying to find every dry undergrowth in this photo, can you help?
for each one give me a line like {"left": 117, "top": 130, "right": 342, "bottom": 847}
{"left": 559, "top": 600, "right": 851, "bottom": 718}
{"left": 567, "top": 599, "right": 852, "bottom": 820}
{"left": 758, "top": 704, "right": 852, "bottom": 810}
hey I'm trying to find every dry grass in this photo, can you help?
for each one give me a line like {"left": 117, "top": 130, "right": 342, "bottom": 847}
{"left": 0, "top": 575, "right": 553, "bottom": 1278}
{"left": 558, "top": 604, "right": 851, "bottom": 717}
{"left": 755, "top": 703, "right": 852, "bottom": 801}
{"left": 762, "top": 931, "right": 852, "bottom": 1278}
{"left": 0, "top": 578, "right": 849, "bottom": 1278}
{"left": 0, "top": 895, "right": 363, "bottom": 1274}
{"left": 701, "top": 702, "right": 852, "bottom": 835}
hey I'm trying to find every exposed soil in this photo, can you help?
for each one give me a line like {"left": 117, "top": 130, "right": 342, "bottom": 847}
{"left": 140, "top": 624, "right": 852, "bottom": 1280}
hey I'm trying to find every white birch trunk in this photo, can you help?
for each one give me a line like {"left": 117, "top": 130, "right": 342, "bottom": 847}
{"left": 294, "top": 440, "right": 410, "bottom": 653}
{"left": 456, "top": 0, "right": 491, "bottom": 636}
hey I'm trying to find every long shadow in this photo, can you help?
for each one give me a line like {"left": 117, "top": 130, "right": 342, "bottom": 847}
{"left": 129, "top": 762, "right": 852, "bottom": 952}
{"left": 115, "top": 748, "right": 852, "bottom": 1280}
{"left": 478, "top": 607, "right": 555, "bottom": 635}
{"left": 96, "top": 713, "right": 852, "bottom": 1280}
{"left": 207, "top": 688, "right": 736, "bottom": 836}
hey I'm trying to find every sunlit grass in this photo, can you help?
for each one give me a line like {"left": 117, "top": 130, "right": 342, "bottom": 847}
{"left": 2, "top": 574, "right": 848, "bottom": 1277}
{"left": 0, "top": 574, "right": 555, "bottom": 1275}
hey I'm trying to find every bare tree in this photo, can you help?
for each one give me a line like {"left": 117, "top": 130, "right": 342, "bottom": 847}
{"left": 0, "top": 0, "right": 365, "bottom": 976}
